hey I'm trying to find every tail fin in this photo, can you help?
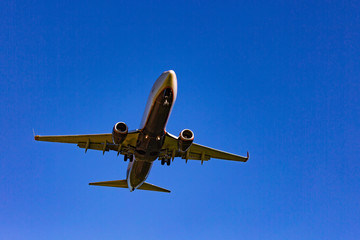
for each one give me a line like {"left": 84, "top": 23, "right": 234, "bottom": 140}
{"left": 89, "top": 180, "right": 171, "bottom": 193}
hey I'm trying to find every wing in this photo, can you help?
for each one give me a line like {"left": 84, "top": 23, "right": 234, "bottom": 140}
{"left": 34, "top": 130, "right": 140, "bottom": 155}
{"left": 162, "top": 132, "right": 249, "bottom": 163}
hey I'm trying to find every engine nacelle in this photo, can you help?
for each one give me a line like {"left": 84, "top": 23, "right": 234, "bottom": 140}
{"left": 112, "top": 122, "right": 128, "bottom": 144}
{"left": 178, "top": 129, "right": 194, "bottom": 152}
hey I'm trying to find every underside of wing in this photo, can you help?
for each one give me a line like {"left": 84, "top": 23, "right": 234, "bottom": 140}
{"left": 163, "top": 132, "right": 249, "bottom": 163}
{"left": 34, "top": 130, "right": 140, "bottom": 154}
{"left": 188, "top": 142, "right": 249, "bottom": 162}
{"left": 35, "top": 133, "right": 113, "bottom": 144}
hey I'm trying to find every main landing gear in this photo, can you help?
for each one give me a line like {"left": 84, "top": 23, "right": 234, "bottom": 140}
{"left": 124, "top": 154, "right": 134, "bottom": 162}
{"left": 160, "top": 158, "right": 171, "bottom": 166}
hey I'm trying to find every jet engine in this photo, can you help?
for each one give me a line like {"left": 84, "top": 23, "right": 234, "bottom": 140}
{"left": 112, "top": 122, "right": 128, "bottom": 144}
{"left": 178, "top": 129, "right": 194, "bottom": 152}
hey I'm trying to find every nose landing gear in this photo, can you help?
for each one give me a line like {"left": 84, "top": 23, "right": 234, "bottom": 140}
{"left": 160, "top": 158, "right": 171, "bottom": 166}
{"left": 124, "top": 154, "right": 134, "bottom": 162}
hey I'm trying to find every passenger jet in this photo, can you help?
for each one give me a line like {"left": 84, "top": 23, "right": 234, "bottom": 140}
{"left": 35, "top": 70, "right": 249, "bottom": 193}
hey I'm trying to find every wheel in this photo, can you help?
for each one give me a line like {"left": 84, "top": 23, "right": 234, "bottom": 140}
{"left": 161, "top": 158, "right": 165, "bottom": 165}
{"left": 129, "top": 155, "right": 134, "bottom": 162}
{"left": 166, "top": 158, "right": 171, "bottom": 166}
{"left": 124, "top": 154, "right": 128, "bottom": 162}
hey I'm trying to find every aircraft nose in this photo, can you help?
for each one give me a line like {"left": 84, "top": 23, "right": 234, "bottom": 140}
{"left": 163, "top": 70, "right": 177, "bottom": 95}
{"left": 164, "top": 70, "right": 176, "bottom": 83}
{"left": 165, "top": 70, "right": 175, "bottom": 77}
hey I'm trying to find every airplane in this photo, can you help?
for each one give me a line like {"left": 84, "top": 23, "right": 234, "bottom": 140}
{"left": 35, "top": 70, "right": 249, "bottom": 193}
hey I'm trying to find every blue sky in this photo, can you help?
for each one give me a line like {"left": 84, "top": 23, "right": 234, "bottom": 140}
{"left": 1, "top": 0, "right": 359, "bottom": 239}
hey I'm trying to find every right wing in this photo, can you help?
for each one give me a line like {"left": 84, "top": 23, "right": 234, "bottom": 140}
{"left": 162, "top": 132, "right": 249, "bottom": 163}
{"left": 34, "top": 130, "right": 140, "bottom": 155}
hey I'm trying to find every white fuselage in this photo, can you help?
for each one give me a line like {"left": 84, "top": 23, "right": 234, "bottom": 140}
{"left": 126, "top": 70, "right": 177, "bottom": 191}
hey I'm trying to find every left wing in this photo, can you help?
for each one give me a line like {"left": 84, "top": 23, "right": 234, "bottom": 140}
{"left": 162, "top": 133, "right": 249, "bottom": 163}
{"left": 34, "top": 131, "right": 140, "bottom": 155}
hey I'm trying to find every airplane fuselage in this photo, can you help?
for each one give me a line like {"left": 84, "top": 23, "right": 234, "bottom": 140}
{"left": 126, "top": 70, "right": 178, "bottom": 191}
{"left": 34, "top": 70, "right": 249, "bottom": 193}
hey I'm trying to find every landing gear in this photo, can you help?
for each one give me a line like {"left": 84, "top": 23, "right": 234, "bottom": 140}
{"left": 124, "top": 154, "right": 134, "bottom": 162}
{"left": 163, "top": 88, "right": 172, "bottom": 106}
{"left": 160, "top": 158, "right": 171, "bottom": 166}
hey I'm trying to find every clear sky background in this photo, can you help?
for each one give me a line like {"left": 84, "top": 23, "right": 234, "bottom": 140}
{"left": 1, "top": 1, "right": 359, "bottom": 239}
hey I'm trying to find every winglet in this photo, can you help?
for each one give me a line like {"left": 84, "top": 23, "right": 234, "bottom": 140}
{"left": 247, "top": 151, "right": 249, "bottom": 159}
{"left": 32, "top": 129, "right": 39, "bottom": 141}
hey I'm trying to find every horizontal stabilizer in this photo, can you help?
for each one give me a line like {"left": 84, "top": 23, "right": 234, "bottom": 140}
{"left": 89, "top": 180, "right": 128, "bottom": 188}
{"left": 89, "top": 180, "right": 170, "bottom": 193}
{"left": 138, "top": 182, "right": 171, "bottom": 193}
